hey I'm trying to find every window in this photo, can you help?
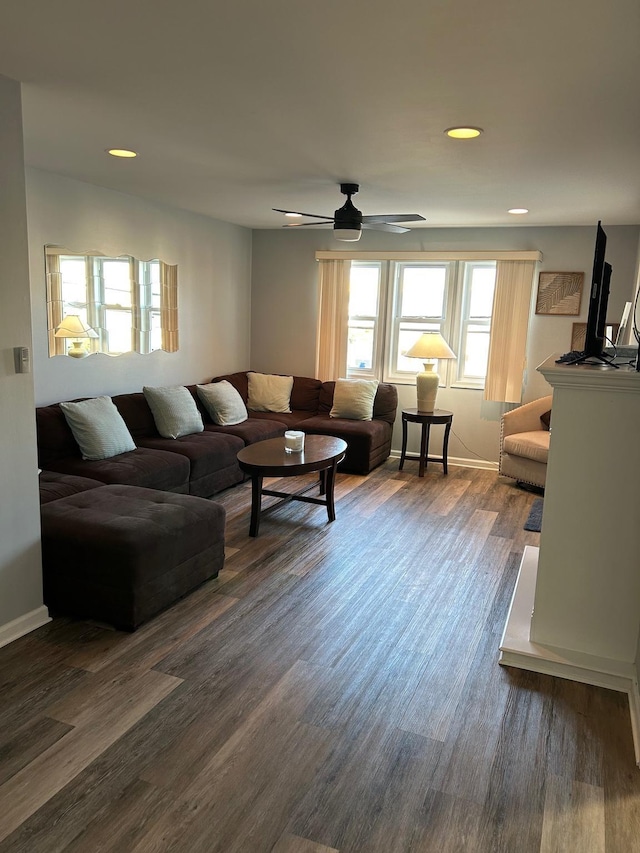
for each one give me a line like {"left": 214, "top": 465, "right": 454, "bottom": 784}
{"left": 346, "top": 263, "right": 381, "bottom": 377}
{"left": 98, "top": 257, "right": 134, "bottom": 354}
{"left": 46, "top": 246, "right": 177, "bottom": 357}
{"left": 347, "top": 259, "right": 497, "bottom": 389}
{"left": 456, "top": 262, "right": 496, "bottom": 385}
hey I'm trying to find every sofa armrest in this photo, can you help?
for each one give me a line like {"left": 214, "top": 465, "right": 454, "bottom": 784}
{"left": 501, "top": 395, "right": 553, "bottom": 439}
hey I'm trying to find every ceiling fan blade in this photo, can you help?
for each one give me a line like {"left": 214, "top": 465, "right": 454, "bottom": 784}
{"left": 272, "top": 208, "right": 333, "bottom": 220}
{"left": 283, "top": 220, "right": 334, "bottom": 227}
{"left": 362, "top": 222, "right": 411, "bottom": 234}
{"left": 361, "top": 213, "right": 426, "bottom": 224}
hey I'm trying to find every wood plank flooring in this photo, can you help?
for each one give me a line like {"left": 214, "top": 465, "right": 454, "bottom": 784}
{"left": 1, "top": 461, "right": 640, "bottom": 852}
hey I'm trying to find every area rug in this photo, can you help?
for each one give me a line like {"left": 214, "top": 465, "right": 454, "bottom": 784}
{"left": 524, "top": 498, "right": 544, "bottom": 532}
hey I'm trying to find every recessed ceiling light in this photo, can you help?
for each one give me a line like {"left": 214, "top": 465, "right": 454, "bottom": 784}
{"left": 285, "top": 212, "right": 301, "bottom": 217}
{"left": 445, "top": 127, "right": 483, "bottom": 139}
{"left": 508, "top": 208, "right": 529, "bottom": 215}
{"left": 106, "top": 148, "right": 138, "bottom": 158}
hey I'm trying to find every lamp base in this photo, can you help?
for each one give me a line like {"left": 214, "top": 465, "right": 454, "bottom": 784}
{"left": 416, "top": 363, "right": 439, "bottom": 412}
{"left": 67, "top": 341, "right": 89, "bottom": 358}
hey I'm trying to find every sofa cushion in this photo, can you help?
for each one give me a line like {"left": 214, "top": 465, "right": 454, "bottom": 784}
{"left": 330, "top": 378, "right": 379, "bottom": 421}
{"left": 143, "top": 385, "right": 204, "bottom": 439}
{"left": 300, "top": 414, "right": 392, "bottom": 474}
{"left": 247, "top": 372, "right": 293, "bottom": 413}
{"left": 41, "top": 447, "right": 190, "bottom": 493}
{"left": 59, "top": 396, "right": 136, "bottom": 460}
{"left": 204, "top": 418, "right": 287, "bottom": 444}
{"left": 196, "top": 381, "right": 248, "bottom": 425}
{"left": 503, "top": 430, "right": 550, "bottom": 465}
{"left": 39, "top": 471, "right": 105, "bottom": 505}
{"left": 135, "top": 431, "right": 244, "bottom": 496}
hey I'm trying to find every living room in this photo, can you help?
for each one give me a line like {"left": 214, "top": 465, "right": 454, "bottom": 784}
{"left": 2, "top": 0, "right": 640, "bottom": 849}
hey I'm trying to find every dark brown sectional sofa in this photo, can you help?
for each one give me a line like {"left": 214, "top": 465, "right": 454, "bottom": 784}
{"left": 36, "top": 373, "right": 398, "bottom": 496}
{"left": 36, "top": 372, "right": 397, "bottom": 630}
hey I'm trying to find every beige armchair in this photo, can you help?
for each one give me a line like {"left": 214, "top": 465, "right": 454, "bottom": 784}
{"left": 499, "top": 395, "right": 552, "bottom": 489}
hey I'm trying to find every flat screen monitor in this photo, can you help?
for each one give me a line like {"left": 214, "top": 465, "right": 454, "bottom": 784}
{"left": 562, "top": 221, "right": 616, "bottom": 367}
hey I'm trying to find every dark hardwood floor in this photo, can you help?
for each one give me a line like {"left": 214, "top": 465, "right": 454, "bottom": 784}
{"left": 1, "top": 461, "right": 639, "bottom": 852}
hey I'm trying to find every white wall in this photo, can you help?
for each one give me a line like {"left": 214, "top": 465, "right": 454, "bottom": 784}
{"left": 0, "top": 76, "right": 48, "bottom": 644}
{"left": 26, "top": 169, "right": 253, "bottom": 405}
{"left": 251, "top": 225, "right": 640, "bottom": 463}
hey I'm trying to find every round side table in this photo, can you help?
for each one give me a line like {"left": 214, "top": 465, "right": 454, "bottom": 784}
{"left": 399, "top": 408, "right": 453, "bottom": 477}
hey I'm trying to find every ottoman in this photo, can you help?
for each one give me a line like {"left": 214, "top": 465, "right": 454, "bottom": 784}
{"left": 40, "top": 485, "right": 226, "bottom": 631}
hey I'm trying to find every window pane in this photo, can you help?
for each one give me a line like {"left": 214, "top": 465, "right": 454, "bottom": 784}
{"left": 150, "top": 312, "right": 162, "bottom": 351}
{"left": 60, "top": 257, "right": 87, "bottom": 304}
{"left": 147, "top": 261, "right": 162, "bottom": 309}
{"left": 400, "top": 266, "right": 446, "bottom": 317}
{"left": 349, "top": 265, "right": 379, "bottom": 317}
{"left": 469, "top": 267, "right": 496, "bottom": 318}
{"left": 397, "top": 323, "right": 440, "bottom": 373}
{"left": 347, "top": 321, "right": 375, "bottom": 370}
{"left": 103, "top": 260, "right": 132, "bottom": 307}
{"left": 105, "top": 309, "right": 132, "bottom": 353}
{"left": 464, "top": 329, "right": 491, "bottom": 377}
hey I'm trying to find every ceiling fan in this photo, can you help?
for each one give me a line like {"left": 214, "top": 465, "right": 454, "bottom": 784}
{"left": 273, "top": 183, "right": 426, "bottom": 242}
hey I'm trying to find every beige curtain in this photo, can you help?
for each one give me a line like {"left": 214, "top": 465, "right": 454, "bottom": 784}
{"left": 484, "top": 260, "right": 537, "bottom": 403}
{"left": 315, "top": 259, "right": 350, "bottom": 381}
{"left": 160, "top": 262, "right": 179, "bottom": 352}
{"left": 45, "top": 252, "right": 66, "bottom": 356}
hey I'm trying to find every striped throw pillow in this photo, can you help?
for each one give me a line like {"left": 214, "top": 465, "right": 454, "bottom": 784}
{"left": 60, "top": 396, "right": 136, "bottom": 460}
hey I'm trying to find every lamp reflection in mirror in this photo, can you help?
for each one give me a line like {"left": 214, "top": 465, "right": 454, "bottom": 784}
{"left": 405, "top": 332, "right": 457, "bottom": 412}
{"left": 54, "top": 314, "right": 99, "bottom": 358}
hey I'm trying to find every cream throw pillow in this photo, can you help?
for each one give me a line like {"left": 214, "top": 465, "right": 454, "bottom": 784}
{"left": 196, "top": 381, "right": 248, "bottom": 426}
{"left": 330, "top": 378, "right": 379, "bottom": 421}
{"left": 60, "top": 396, "right": 136, "bottom": 460}
{"left": 143, "top": 385, "right": 204, "bottom": 439}
{"left": 247, "top": 372, "right": 293, "bottom": 413}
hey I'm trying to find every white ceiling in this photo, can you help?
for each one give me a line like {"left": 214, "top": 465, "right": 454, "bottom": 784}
{"left": 2, "top": 0, "right": 639, "bottom": 230}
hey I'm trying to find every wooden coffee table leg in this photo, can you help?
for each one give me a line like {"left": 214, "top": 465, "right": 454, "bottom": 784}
{"left": 319, "top": 468, "right": 327, "bottom": 496}
{"left": 325, "top": 461, "right": 338, "bottom": 523}
{"left": 249, "top": 474, "right": 263, "bottom": 537}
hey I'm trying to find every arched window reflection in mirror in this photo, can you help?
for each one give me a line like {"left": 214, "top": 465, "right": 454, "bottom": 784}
{"left": 45, "top": 246, "right": 178, "bottom": 357}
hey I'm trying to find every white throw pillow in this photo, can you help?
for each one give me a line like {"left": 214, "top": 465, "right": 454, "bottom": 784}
{"left": 143, "top": 385, "right": 204, "bottom": 439}
{"left": 196, "top": 381, "right": 248, "bottom": 426}
{"left": 330, "top": 378, "right": 379, "bottom": 421}
{"left": 247, "top": 372, "right": 293, "bottom": 413}
{"left": 60, "top": 396, "right": 137, "bottom": 460}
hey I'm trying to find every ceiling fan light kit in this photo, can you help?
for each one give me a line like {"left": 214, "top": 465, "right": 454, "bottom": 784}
{"left": 273, "top": 183, "right": 425, "bottom": 240}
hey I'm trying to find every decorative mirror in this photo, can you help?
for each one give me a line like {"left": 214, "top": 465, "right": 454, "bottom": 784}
{"left": 45, "top": 246, "right": 178, "bottom": 357}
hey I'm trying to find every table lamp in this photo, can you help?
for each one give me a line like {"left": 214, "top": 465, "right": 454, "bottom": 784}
{"left": 54, "top": 314, "right": 99, "bottom": 358}
{"left": 405, "top": 332, "right": 457, "bottom": 412}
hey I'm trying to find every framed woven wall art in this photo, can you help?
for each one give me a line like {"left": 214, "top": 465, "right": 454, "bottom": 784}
{"left": 571, "top": 322, "right": 587, "bottom": 351}
{"left": 535, "top": 271, "right": 584, "bottom": 316}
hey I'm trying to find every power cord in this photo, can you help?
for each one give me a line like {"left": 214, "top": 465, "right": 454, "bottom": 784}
{"left": 451, "top": 427, "right": 486, "bottom": 461}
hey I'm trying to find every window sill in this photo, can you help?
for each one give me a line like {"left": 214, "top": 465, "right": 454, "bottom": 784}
{"left": 450, "top": 380, "right": 486, "bottom": 391}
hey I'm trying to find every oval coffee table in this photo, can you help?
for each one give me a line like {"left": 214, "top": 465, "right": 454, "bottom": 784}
{"left": 237, "top": 435, "right": 347, "bottom": 537}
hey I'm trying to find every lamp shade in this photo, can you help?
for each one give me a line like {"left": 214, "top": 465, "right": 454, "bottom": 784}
{"left": 54, "top": 315, "right": 99, "bottom": 339}
{"left": 405, "top": 332, "right": 456, "bottom": 360}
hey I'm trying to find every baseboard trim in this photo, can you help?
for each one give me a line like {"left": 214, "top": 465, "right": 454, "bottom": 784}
{"left": 0, "top": 606, "right": 51, "bottom": 650}
{"left": 389, "top": 450, "right": 498, "bottom": 472}
{"left": 499, "top": 546, "right": 640, "bottom": 765}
